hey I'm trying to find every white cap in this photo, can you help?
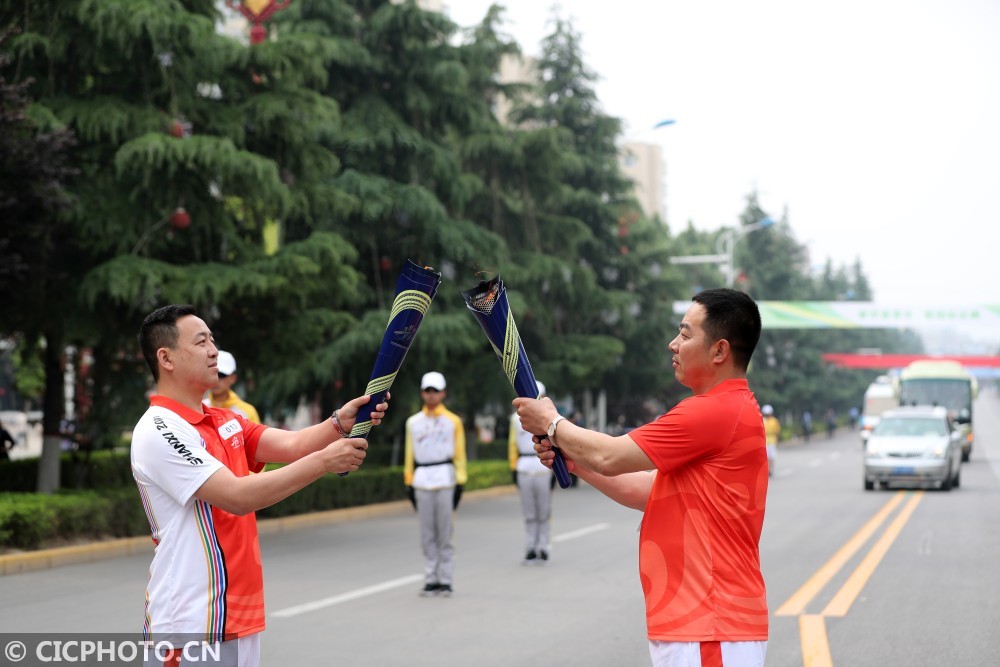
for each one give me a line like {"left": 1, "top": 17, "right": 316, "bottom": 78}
{"left": 421, "top": 371, "right": 446, "bottom": 390}
{"left": 217, "top": 351, "right": 237, "bottom": 376}
{"left": 536, "top": 380, "right": 546, "bottom": 397}
{"left": 762, "top": 404, "right": 774, "bottom": 416}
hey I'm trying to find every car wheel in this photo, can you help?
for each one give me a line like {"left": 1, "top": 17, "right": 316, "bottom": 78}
{"left": 941, "top": 466, "right": 953, "bottom": 491}
{"left": 961, "top": 449, "right": 970, "bottom": 463}
{"left": 864, "top": 478, "right": 874, "bottom": 491}
{"left": 953, "top": 465, "right": 961, "bottom": 489}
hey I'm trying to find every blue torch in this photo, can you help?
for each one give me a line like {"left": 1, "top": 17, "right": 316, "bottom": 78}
{"left": 339, "top": 260, "right": 442, "bottom": 476}
{"left": 461, "top": 276, "right": 572, "bottom": 489}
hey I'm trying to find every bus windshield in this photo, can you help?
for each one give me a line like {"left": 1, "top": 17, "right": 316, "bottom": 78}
{"left": 898, "top": 379, "right": 971, "bottom": 414}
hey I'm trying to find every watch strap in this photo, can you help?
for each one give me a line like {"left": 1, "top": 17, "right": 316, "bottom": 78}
{"left": 548, "top": 415, "right": 567, "bottom": 444}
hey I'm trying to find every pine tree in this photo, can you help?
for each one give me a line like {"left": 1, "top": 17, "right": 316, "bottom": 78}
{"left": 454, "top": 10, "right": 694, "bottom": 425}
{"left": 2, "top": 0, "right": 364, "bottom": 488}
{"left": 502, "top": 14, "right": 636, "bottom": 400}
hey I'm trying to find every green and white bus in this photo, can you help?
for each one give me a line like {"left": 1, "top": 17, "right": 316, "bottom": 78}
{"left": 898, "top": 360, "right": 978, "bottom": 461}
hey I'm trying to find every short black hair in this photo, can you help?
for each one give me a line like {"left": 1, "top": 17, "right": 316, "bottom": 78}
{"left": 138, "top": 305, "right": 197, "bottom": 382}
{"left": 691, "top": 288, "right": 761, "bottom": 371}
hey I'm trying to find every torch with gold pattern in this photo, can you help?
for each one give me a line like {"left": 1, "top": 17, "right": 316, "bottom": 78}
{"left": 339, "top": 260, "right": 442, "bottom": 476}
{"left": 461, "top": 275, "right": 572, "bottom": 488}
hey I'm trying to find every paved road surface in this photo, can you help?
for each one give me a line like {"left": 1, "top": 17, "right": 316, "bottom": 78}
{"left": 3, "top": 393, "right": 1000, "bottom": 666}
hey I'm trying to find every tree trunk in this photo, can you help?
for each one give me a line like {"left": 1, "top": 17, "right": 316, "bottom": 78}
{"left": 36, "top": 332, "right": 64, "bottom": 494}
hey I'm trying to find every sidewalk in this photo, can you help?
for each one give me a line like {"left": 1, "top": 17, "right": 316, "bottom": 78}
{"left": 0, "top": 486, "right": 516, "bottom": 576}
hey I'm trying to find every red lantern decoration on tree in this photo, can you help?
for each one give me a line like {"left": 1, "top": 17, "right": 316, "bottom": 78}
{"left": 170, "top": 207, "right": 191, "bottom": 231}
{"left": 167, "top": 118, "right": 192, "bottom": 138}
{"left": 226, "top": 0, "right": 293, "bottom": 45}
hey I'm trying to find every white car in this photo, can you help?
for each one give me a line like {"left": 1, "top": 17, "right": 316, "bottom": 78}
{"left": 863, "top": 406, "right": 962, "bottom": 491}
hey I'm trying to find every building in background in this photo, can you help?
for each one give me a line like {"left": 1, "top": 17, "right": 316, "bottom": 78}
{"left": 492, "top": 53, "right": 537, "bottom": 126}
{"left": 491, "top": 51, "right": 666, "bottom": 222}
{"left": 217, "top": 3, "right": 247, "bottom": 42}
{"left": 619, "top": 141, "right": 665, "bottom": 221}
{"left": 415, "top": 0, "right": 444, "bottom": 11}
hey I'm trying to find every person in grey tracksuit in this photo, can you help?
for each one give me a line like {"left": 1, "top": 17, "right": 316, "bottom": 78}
{"left": 509, "top": 380, "right": 554, "bottom": 563}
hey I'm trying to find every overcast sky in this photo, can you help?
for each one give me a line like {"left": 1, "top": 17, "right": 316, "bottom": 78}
{"left": 446, "top": 0, "right": 1000, "bottom": 319}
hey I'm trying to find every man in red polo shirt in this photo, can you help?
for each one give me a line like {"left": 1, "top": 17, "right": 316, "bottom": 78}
{"left": 132, "top": 304, "right": 388, "bottom": 666}
{"left": 515, "top": 288, "right": 767, "bottom": 667}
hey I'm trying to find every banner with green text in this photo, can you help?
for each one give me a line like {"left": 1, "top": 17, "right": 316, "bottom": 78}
{"left": 672, "top": 302, "right": 1000, "bottom": 329}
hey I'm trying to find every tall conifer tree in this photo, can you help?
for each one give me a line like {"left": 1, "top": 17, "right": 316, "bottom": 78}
{"left": 2, "top": 0, "right": 364, "bottom": 487}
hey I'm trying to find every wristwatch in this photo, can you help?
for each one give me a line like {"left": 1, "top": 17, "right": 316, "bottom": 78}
{"left": 547, "top": 415, "right": 567, "bottom": 445}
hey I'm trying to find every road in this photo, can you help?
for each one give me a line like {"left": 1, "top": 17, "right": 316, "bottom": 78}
{"left": 2, "top": 392, "right": 1000, "bottom": 666}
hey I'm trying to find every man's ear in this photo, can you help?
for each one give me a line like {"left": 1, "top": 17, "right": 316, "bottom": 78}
{"left": 156, "top": 348, "right": 173, "bottom": 374}
{"left": 712, "top": 339, "right": 731, "bottom": 365}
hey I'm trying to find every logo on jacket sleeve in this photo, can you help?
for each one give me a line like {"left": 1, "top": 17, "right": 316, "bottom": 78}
{"left": 153, "top": 415, "right": 204, "bottom": 465}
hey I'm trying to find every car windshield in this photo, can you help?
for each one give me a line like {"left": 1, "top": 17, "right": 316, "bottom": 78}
{"left": 873, "top": 417, "right": 948, "bottom": 437}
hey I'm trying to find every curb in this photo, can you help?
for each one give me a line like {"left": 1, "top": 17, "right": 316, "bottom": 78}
{"left": 0, "top": 485, "right": 517, "bottom": 577}
{"left": 0, "top": 536, "right": 153, "bottom": 577}
{"left": 777, "top": 428, "right": 854, "bottom": 449}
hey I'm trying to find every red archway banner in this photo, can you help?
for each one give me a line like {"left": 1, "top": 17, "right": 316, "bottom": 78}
{"left": 821, "top": 353, "right": 1000, "bottom": 369}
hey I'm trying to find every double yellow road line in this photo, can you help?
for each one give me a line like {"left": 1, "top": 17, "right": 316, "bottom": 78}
{"left": 774, "top": 491, "right": 925, "bottom": 666}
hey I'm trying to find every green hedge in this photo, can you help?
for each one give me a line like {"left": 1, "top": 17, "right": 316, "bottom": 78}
{"left": 0, "top": 460, "right": 513, "bottom": 551}
{"left": 257, "top": 459, "right": 510, "bottom": 518}
{"left": 471, "top": 440, "right": 509, "bottom": 461}
{"left": 0, "top": 488, "right": 149, "bottom": 550}
{"left": 0, "top": 443, "right": 507, "bottom": 492}
{"left": 0, "top": 450, "right": 134, "bottom": 492}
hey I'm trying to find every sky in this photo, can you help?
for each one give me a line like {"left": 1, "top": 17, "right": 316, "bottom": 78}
{"left": 445, "top": 0, "right": 1000, "bottom": 320}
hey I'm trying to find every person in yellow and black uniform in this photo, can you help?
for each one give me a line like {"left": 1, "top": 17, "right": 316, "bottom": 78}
{"left": 509, "top": 380, "right": 554, "bottom": 564}
{"left": 207, "top": 350, "right": 261, "bottom": 424}
{"left": 404, "top": 371, "right": 467, "bottom": 598}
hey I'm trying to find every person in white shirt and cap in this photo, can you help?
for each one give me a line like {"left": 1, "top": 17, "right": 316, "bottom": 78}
{"left": 509, "top": 380, "right": 555, "bottom": 563}
{"left": 403, "top": 371, "right": 467, "bottom": 597}
{"left": 206, "top": 350, "right": 261, "bottom": 424}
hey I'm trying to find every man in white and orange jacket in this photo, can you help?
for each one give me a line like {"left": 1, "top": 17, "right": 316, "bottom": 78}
{"left": 404, "top": 371, "right": 467, "bottom": 598}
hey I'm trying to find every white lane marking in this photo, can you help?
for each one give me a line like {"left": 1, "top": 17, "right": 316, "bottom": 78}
{"left": 775, "top": 468, "right": 794, "bottom": 478}
{"left": 552, "top": 523, "right": 610, "bottom": 543}
{"left": 918, "top": 529, "right": 934, "bottom": 556}
{"left": 829, "top": 452, "right": 841, "bottom": 461}
{"left": 271, "top": 574, "right": 424, "bottom": 618}
{"left": 271, "top": 524, "right": 613, "bottom": 618}
{"left": 809, "top": 459, "right": 824, "bottom": 468}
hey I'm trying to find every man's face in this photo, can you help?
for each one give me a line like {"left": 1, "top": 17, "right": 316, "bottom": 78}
{"left": 668, "top": 303, "right": 718, "bottom": 392}
{"left": 169, "top": 315, "right": 219, "bottom": 391}
{"left": 421, "top": 387, "right": 446, "bottom": 409}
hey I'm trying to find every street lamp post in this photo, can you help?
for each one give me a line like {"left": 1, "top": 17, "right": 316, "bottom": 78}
{"left": 718, "top": 217, "right": 775, "bottom": 287}
{"left": 668, "top": 217, "right": 775, "bottom": 287}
